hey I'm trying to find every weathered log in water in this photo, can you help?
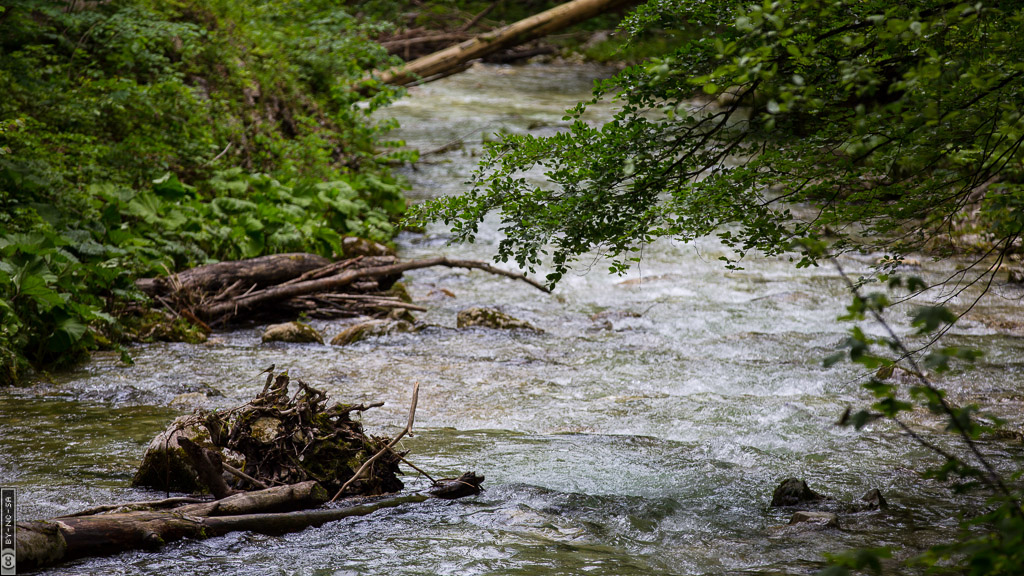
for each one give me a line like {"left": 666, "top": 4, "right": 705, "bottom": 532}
{"left": 15, "top": 474, "right": 484, "bottom": 571}
{"left": 138, "top": 252, "right": 548, "bottom": 326}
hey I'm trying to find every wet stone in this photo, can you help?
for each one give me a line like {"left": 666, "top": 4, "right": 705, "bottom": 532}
{"left": 770, "top": 478, "right": 826, "bottom": 507}
{"left": 851, "top": 489, "right": 888, "bottom": 512}
{"left": 456, "top": 307, "right": 540, "bottom": 331}
{"left": 261, "top": 321, "right": 323, "bottom": 344}
{"left": 330, "top": 319, "right": 417, "bottom": 346}
{"left": 789, "top": 511, "right": 839, "bottom": 528}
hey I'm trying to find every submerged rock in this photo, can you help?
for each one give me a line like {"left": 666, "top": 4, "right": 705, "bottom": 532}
{"left": 850, "top": 488, "right": 888, "bottom": 512}
{"left": 770, "top": 478, "right": 827, "bottom": 507}
{"left": 262, "top": 321, "right": 323, "bottom": 344}
{"left": 789, "top": 511, "right": 839, "bottom": 528}
{"left": 457, "top": 307, "right": 540, "bottom": 331}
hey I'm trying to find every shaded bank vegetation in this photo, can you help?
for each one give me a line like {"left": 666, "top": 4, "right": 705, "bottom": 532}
{"left": 0, "top": 0, "right": 411, "bottom": 383}
{"left": 0, "top": 0, "right": 654, "bottom": 384}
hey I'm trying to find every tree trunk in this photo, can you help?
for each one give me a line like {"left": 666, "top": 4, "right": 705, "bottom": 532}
{"left": 376, "top": 0, "right": 635, "bottom": 87}
{"left": 195, "top": 256, "right": 550, "bottom": 322}
{"left": 135, "top": 252, "right": 331, "bottom": 297}
{"left": 16, "top": 474, "right": 483, "bottom": 571}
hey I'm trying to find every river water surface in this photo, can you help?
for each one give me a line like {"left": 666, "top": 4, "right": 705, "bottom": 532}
{"left": 2, "top": 63, "right": 1024, "bottom": 575}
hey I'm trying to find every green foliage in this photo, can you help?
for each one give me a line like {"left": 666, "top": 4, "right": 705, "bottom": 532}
{"left": 0, "top": 226, "right": 120, "bottom": 383}
{"left": 410, "top": 0, "right": 1024, "bottom": 286}
{"left": 0, "top": 0, "right": 410, "bottom": 381}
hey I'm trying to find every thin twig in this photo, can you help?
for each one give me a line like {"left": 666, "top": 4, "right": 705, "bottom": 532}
{"left": 204, "top": 142, "right": 233, "bottom": 166}
{"left": 223, "top": 462, "right": 268, "bottom": 489}
{"left": 393, "top": 451, "right": 438, "bottom": 485}
{"left": 330, "top": 383, "right": 420, "bottom": 503}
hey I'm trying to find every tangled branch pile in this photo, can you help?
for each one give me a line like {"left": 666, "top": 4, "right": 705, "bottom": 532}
{"left": 134, "top": 370, "right": 403, "bottom": 498}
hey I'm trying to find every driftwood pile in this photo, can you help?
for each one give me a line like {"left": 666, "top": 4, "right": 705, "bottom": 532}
{"left": 133, "top": 370, "right": 403, "bottom": 498}
{"left": 136, "top": 249, "right": 547, "bottom": 329}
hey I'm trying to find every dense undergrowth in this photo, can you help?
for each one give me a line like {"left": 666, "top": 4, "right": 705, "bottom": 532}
{"left": 0, "top": 0, "right": 412, "bottom": 383}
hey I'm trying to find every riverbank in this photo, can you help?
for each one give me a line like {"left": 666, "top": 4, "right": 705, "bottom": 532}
{"left": 0, "top": 0, "right": 410, "bottom": 383}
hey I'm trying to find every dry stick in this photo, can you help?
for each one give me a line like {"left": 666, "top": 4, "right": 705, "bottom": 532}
{"left": 279, "top": 257, "right": 364, "bottom": 287}
{"left": 222, "top": 462, "right": 268, "bottom": 490}
{"left": 458, "top": 1, "right": 500, "bottom": 32}
{"left": 393, "top": 452, "right": 438, "bottom": 485}
{"left": 330, "top": 383, "right": 420, "bottom": 503}
{"left": 318, "top": 294, "right": 429, "bottom": 311}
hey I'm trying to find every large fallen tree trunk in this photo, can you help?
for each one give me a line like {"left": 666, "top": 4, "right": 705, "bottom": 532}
{"left": 138, "top": 252, "right": 549, "bottom": 326}
{"left": 135, "top": 253, "right": 331, "bottom": 298}
{"left": 375, "top": 0, "right": 637, "bottom": 87}
{"left": 16, "top": 474, "right": 483, "bottom": 571}
{"left": 198, "top": 256, "right": 549, "bottom": 321}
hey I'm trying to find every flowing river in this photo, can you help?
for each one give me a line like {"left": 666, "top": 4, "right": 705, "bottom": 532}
{"left": 3, "top": 63, "right": 1024, "bottom": 575}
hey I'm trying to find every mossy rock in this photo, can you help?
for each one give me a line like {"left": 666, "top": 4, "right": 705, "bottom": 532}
{"left": 262, "top": 321, "right": 323, "bottom": 344}
{"left": 456, "top": 307, "right": 540, "bottom": 331}
{"left": 330, "top": 319, "right": 417, "bottom": 346}
{"left": 387, "top": 281, "right": 413, "bottom": 303}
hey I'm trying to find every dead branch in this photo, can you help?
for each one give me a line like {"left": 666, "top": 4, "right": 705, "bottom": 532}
{"left": 331, "top": 383, "right": 420, "bottom": 502}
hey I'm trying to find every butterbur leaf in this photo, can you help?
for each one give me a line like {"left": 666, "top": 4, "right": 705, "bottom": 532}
{"left": 48, "top": 314, "right": 89, "bottom": 353}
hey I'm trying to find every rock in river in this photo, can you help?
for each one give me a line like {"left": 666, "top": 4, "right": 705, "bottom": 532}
{"left": 330, "top": 319, "right": 417, "bottom": 346}
{"left": 770, "top": 478, "right": 827, "bottom": 507}
{"left": 457, "top": 307, "right": 540, "bottom": 331}
{"left": 262, "top": 321, "right": 323, "bottom": 344}
{"left": 789, "top": 511, "right": 839, "bottom": 528}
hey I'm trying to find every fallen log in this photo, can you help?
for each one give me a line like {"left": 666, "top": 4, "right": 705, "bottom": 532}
{"left": 374, "top": 0, "right": 637, "bottom": 88}
{"left": 198, "top": 256, "right": 549, "bottom": 322}
{"left": 138, "top": 253, "right": 548, "bottom": 326}
{"left": 15, "top": 474, "right": 484, "bottom": 571}
{"left": 136, "top": 252, "right": 331, "bottom": 298}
